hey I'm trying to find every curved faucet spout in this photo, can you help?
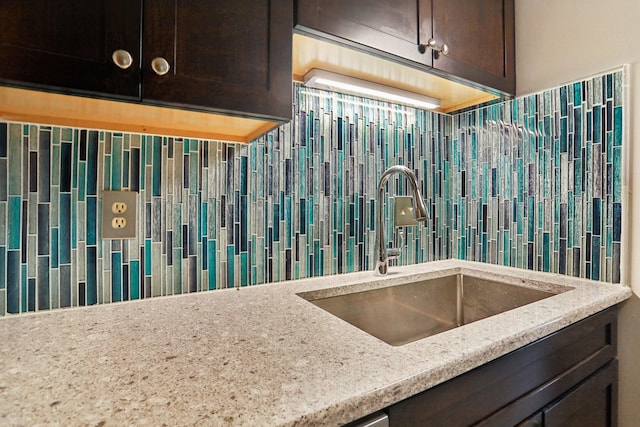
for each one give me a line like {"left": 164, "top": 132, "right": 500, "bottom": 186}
{"left": 375, "top": 165, "right": 428, "bottom": 275}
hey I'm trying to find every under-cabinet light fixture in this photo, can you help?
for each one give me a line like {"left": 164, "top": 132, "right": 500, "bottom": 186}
{"left": 303, "top": 69, "right": 441, "bottom": 110}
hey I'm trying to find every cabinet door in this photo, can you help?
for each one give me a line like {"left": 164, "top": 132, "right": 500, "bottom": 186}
{"left": 431, "top": 0, "right": 515, "bottom": 94}
{"left": 142, "top": 0, "right": 292, "bottom": 121}
{"left": 0, "top": 0, "right": 141, "bottom": 99}
{"left": 295, "top": 0, "right": 431, "bottom": 65}
{"left": 387, "top": 308, "right": 618, "bottom": 427}
{"left": 544, "top": 361, "right": 618, "bottom": 427}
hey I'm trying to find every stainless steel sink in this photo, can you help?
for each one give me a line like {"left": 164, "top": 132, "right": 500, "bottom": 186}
{"left": 304, "top": 274, "right": 561, "bottom": 346}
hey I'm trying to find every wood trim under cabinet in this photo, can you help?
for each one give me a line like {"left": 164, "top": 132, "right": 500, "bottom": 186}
{"left": 0, "top": 86, "right": 279, "bottom": 143}
{"left": 292, "top": 34, "right": 500, "bottom": 114}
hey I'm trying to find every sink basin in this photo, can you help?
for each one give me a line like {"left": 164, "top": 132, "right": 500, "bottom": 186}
{"left": 303, "top": 274, "right": 563, "bottom": 346}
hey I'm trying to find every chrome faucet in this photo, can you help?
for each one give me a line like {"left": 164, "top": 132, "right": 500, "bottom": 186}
{"left": 375, "top": 165, "right": 428, "bottom": 275}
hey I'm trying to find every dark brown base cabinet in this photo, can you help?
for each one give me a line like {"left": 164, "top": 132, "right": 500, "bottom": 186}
{"left": 351, "top": 308, "right": 619, "bottom": 426}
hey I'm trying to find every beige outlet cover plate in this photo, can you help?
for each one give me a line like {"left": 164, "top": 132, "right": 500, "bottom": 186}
{"left": 102, "top": 191, "right": 137, "bottom": 239}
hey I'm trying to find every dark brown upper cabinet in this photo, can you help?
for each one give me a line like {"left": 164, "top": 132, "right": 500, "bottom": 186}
{"left": 0, "top": 0, "right": 142, "bottom": 99}
{"left": 294, "top": 0, "right": 429, "bottom": 65}
{"left": 0, "top": 0, "right": 292, "bottom": 132}
{"left": 295, "top": 0, "right": 515, "bottom": 95}
{"left": 142, "top": 0, "right": 292, "bottom": 120}
{"left": 430, "top": 0, "right": 515, "bottom": 95}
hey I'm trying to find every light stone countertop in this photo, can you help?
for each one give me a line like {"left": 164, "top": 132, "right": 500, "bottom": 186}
{"left": 0, "top": 260, "right": 632, "bottom": 426}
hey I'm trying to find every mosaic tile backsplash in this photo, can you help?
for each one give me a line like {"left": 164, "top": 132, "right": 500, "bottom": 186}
{"left": 0, "top": 70, "right": 625, "bottom": 315}
{"left": 451, "top": 70, "right": 624, "bottom": 283}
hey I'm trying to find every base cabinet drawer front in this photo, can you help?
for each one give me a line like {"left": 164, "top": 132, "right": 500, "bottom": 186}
{"left": 544, "top": 361, "right": 618, "bottom": 427}
{"left": 516, "top": 412, "right": 543, "bottom": 427}
{"left": 384, "top": 308, "right": 618, "bottom": 427}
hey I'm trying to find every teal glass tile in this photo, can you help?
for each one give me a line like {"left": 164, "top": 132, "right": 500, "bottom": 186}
{"left": 592, "top": 236, "right": 601, "bottom": 280}
{"left": 572, "top": 82, "right": 581, "bottom": 105}
{"left": 606, "top": 74, "right": 613, "bottom": 99}
{"left": 200, "top": 202, "right": 207, "bottom": 239}
{"left": 574, "top": 159, "right": 582, "bottom": 194}
{"left": 614, "top": 107, "right": 623, "bottom": 146}
{"left": 86, "top": 246, "right": 97, "bottom": 306}
{"left": 273, "top": 202, "right": 280, "bottom": 242}
{"left": 86, "top": 197, "right": 97, "bottom": 246}
{"left": 240, "top": 253, "right": 248, "bottom": 287}
{"left": 285, "top": 196, "right": 292, "bottom": 248}
{"left": 111, "top": 135, "right": 122, "bottom": 190}
{"left": 7, "top": 196, "right": 21, "bottom": 250}
{"left": 593, "top": 106, "right": 602, "bottom": 143}
{"left": 145, "top": 239, "right": 151, "bottom": 275}
{"left": 227, "top": 245, "right": 234, "bottom": 287}
{"left": 112, "top": 251, "right": 122, "bottom": 302}
{"left": 130, "top": 260, "right": 140, "bottom": 300}
{"left": 78, "top": 162, "right": 86, "bottom": 201}
{"left": 152, "top": 136, "right": 162, "bottom": 196}
{"left": 144, "top": 135, "right": 152, "bottom": 165}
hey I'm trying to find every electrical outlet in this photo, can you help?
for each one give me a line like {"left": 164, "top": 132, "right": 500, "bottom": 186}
{"left": 102, "top": 191, "right": 137, "bottom": 239}
{"left": 112, "top": 202, "right": 127, "bottom": 214}
{"left": 112, "top": 217, "right": 127, "bottom": 229}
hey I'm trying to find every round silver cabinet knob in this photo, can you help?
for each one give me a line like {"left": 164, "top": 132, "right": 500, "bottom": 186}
{"left": 151, "top": 57, "right": 170, "bottom": 76}
{"left": 112, "top": 49, "right": 133, "bottom": 70}
{"left": 418, "top": 38, "right": 437, "bottom": 54}
{"left": 418, "top": 38, "right": 449, "bottom": 56}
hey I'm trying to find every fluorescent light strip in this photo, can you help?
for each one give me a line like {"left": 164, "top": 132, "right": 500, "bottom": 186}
{"left": 303, "top": 69, "right": 441, "bottom": 110}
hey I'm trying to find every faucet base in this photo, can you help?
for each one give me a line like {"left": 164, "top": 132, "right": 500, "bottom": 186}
{"left": 375, "top": 261, "right": 389, "bottom": 275}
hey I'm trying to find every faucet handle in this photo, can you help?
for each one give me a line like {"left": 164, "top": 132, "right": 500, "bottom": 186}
{"left": 387, "top": 248, "right": 401, "bottom": 259}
